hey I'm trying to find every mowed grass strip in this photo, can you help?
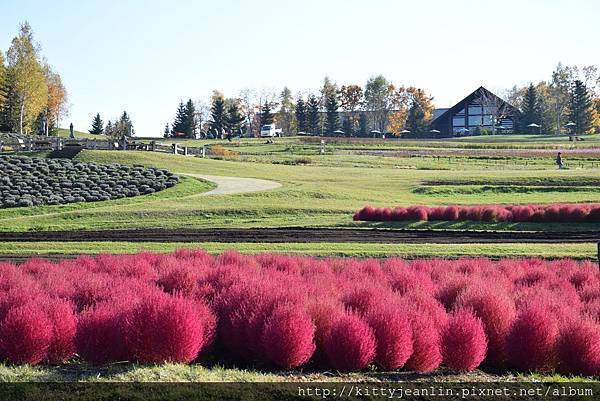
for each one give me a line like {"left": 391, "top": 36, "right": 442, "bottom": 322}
{"left": 0, "top": 241, "right": 595, "bottom": 259}
{"left": 0, "top": 361, "right": 589, "bottom": 383}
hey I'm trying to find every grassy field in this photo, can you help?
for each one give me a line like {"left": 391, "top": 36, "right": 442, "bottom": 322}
{"left": 0, "top": 241, "right": 595, "bottom": 259}
{"left": 1, "top": 149, "right": 599, "bottom": 232}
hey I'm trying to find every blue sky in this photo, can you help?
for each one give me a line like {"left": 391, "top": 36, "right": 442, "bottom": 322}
{"left": 1, "top": 0, "right": 599, "bottom": 136}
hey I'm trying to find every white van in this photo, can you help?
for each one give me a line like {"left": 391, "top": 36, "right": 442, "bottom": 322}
{"left": 260, "top": 124, "right": 282, "bottom": 137}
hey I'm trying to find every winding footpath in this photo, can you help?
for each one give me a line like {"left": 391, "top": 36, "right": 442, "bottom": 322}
{"left": 184, "top": 174, "right": 282, "bottom": 196}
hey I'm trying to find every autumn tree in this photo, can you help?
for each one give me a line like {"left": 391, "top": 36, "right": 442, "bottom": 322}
{"left": 339, "top": 84, "right": 363, "bottom": 136}
{"left": 5, "top": 22, "right": 48, "bottom": 135}
{"left": 277, "top": 87, "right": 296, "bottom": 135}
{"left": 104, "top": 112, "right": 133, "bottom": 141}
{"left": 306, "top": 94, "right": 320, "bottom": 135}
{"left": 89, "top": 113, "right": 104, "bottom": 135}
{"left": 364, "top": 75, "right": 394, "bottom": 132}
{"left": 404, "top": 88, "right": 434, "bottom": 136}
{"left": 568, "top": 80, "right": 596, "bottom": 135}
{"left": 238, "top": 88, "right": 259, "bottom": 136}
{"left": 0, "top": 52, "right": 6, "bottom": 127}
{"left": 550, "top": 62, "right": 578, "bottom": 134}
{"left": 295, "top": 96, "right": 307, "bottom": 133}
{"left": 42, "top": 64, "right": 67, "bottom": 136}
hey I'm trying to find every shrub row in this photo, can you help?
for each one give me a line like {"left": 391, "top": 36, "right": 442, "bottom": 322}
{"left": 0, "top": 155, "right": 179, "bottom": 209}
{"left": 353, "top": 204, "right": 600, "bottom": 223}
{"left": 1, "top": 251, "right": 600, "bottom": 377}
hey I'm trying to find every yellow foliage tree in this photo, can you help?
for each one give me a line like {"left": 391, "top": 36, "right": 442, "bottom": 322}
{"left": 0, "top": 52, "right": 6, "bottom": 112}
{"left": 6, "top": 22, "right": 48, "bottom": 135}
{"left": 43, "top": 64, "right": 68, "bottom": 135}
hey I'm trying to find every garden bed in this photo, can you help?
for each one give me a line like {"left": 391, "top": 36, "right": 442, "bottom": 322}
{"left": 0, "top": 155, "right": 179, "bottom": 208}
{"left": 1, "top": 251, "right": 599, "bottom": 378}
{"left": 354, "top": 204, "right": 600, "bottom": 223}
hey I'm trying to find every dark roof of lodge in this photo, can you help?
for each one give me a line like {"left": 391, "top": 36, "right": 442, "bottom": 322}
{"left": 431, "top": 86, "right": 520, "bottom": 124}
{"left": 432, "top": 108, "right": 449, "bottom": 120}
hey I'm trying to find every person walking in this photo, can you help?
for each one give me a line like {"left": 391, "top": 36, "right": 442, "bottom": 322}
{"left": 556, "top": 152, "right": 564, "bottom": 169}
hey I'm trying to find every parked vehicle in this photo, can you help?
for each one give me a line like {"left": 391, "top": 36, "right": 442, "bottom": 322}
{"left": 260, "top": 124, "right": 282, "bottom": 137}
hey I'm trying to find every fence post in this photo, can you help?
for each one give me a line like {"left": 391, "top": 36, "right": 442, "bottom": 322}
{"left": 201, "top": 146, "right": 206, "bottom": 158}
{"left": 150, "top": 141, "right": 155, "bottom": 152}
{"left": 183, "top": 146, "right": 188, "bottom": 156}
{"left": 172, "top": 144, "right": 177, "bottom": 154}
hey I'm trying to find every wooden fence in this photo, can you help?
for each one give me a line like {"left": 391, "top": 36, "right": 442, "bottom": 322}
{"left": 0, "top": 135, "right": 207, "bottom": 158}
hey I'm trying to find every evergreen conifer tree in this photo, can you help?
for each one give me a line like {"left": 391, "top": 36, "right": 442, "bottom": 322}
{"left": 569, "top": 80, "right": 595, "bottom": 135}
{"left": 225, "top": 102, "right": 245, "bottom": 135}
{"left": 405, "top": 103, "right": 427, "bottom": 136}
{"left": 163, "top": 123, "right": 170, "bottom": 138}
{"left": 521, "top": 84, "right": 543, "bottom": 132}
{"left": 260, "top": 101, "right": 273, "bottom": 127}
{"left": 295, "top": 97, "right": 307, "bottom": 133}
{"left": 359, "top": 112, "right": 368, "bottom": 137}
{"left": 307, "top": 95, "right": 320, "bottom": 134}
{"left": 89, "top": 113, "right": 104, "bottom": 135}
{"left": 171, "top": 101, "right": 187, "bottom": 136}
{"left": 209, "top": 95, "right": 226, "bottom": 138}
{"left": 325, "top": 92, "right": 340, "bottom": 135}
{"left": 118, "top": 111, "right": 133, "bottom": 137}
{"left": 183, "top": 99, "right": 197, "bottom": 138}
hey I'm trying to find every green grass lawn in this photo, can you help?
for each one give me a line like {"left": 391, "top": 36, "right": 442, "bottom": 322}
{"left": 1, "top": 150, "right": 600, "bottom": 232}
{"left": 1, "top": 241, "right": 595, "bottom": 259}
{"left": 55, "top": 128, "right": 102, "bottom": 140}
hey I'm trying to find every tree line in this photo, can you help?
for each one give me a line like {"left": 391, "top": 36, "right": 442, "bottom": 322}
{"left": 0, "top": 22, "right": 68, "bottom": 136}
{"left": 507, "top": 63, "right": 600, "bottom": 135}
{"left": 89, "top": 111, "right": 134, "bottom": 140}
{"left": 158, "top": 76, "right": 436, "bottom": 139}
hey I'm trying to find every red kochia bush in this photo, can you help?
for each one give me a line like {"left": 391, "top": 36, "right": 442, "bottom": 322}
{"left": 43, "top": 298, "right": 77, "bottom": 363}
{"left": 0, "top": 303, "right": 53, "bottom": 365}
{"left": 455, "top": 288, "right": 516, "bottom": 364}
{"left": 6, "top": 251, "right": 600, "bottom": 377}
{"left": 405, "top": 315, "right": 442, "bottom": 372}
{"left": 75, "top": 303, "right": 128, "bottom": 364}
{"left": 323, "top": 312, "right": 376, "bottom": 371}
{"left": 353, "top": 203, "right": 600, "bottom": 224}
{"left": 506, "top": 303, "right": 558, "bottom": 372}
{"left": 124, "top": 294, "right": 205, "bottom": 363}
{"left": 261, "top": 305, "right": 316, "bottom": 369}
{"left": 441, "top": 309, "right": 487, "bottom": 372}
{"left": 557, "top": 318, "right": 600, "bottom": 376}
{"left": 365, "top": 304, "right": 413, "bottom": 370}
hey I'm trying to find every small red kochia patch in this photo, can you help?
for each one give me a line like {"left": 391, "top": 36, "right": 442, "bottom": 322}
{"left": 353, "top": 203, "right": 600, "bottom": 223}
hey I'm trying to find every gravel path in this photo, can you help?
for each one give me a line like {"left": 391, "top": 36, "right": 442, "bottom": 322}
{"left": 184, "top": 174, "right": 281, "bottom": 196}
